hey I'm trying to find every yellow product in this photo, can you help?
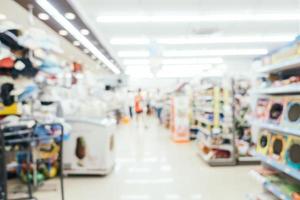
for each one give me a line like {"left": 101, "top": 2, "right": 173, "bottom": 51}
{"left": 257, "top": 130, "right": 272, "bottom": 155}
{"left": 0, "top": 103, "right": 21, "bottom": 115}
{"left": 269, "top": 134, "right": 287, "bottom": 162}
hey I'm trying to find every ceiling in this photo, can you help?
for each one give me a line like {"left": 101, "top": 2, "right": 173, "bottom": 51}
{"left": 71, "top": 0, "right": 300, "bottom": 77}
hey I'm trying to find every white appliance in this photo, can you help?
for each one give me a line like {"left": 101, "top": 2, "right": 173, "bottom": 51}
{"left": 63, "top": 117, "right": 116, "bottom": 175}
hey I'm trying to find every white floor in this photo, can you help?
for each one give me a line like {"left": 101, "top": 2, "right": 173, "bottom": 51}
{"left": 36, "top": 117, "right": 261, "bottom": 200}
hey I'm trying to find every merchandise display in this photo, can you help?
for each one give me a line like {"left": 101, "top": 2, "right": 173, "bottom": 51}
{"left": 195, "top": 78, "right": 236, "bottom": 166}
{"left": 3, "top": 0, "right": 300, "bottom": 199}
{"left": 233, "top": 78, "right": 259, "bottom": 163}
{"left": 251, "top": 36, "right": 300, "bottom": 200}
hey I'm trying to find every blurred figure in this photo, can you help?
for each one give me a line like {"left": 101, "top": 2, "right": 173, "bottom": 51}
{"left": 154, "top": 89, "right": 164, "bottom": 124}
{"left": 127, "top": 90, "right": 134, "bottom": 119}
{"left": 134, "top": 88, "right": 144, "bottom": 126}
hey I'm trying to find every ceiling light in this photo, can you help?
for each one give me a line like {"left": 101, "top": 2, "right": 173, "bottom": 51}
{"left": 36, "top": 0, "right": 120, "bottom": 74}
{"left": 123, "top": 59, "right": 150, "bottom": 65}
{"left": 64, "top": 12, "right": 76, "bottom": 20}
{"left": 158, "top": 35, "right": 295, "bottom": 44}
{"left": 110, "top": 37, "right": 150, "bottom": 45}
{"left": 38, "top": 12, "right": 49, "bottom": 20}
{"left": 73, "top": 41, "right": 80, "bottom": 46}
{"left": 162, "top": 58, "right": 223, "bottom": 65}
{"left": 0, "top": 14, "right": 6, "bottom": 20}
{"left": 125, "top": 65, "right": 153, "bottom": 78}
{"left": 118, "top": 50, "right": 150, "bottom": 58}
{"left": 163, "top": 48, "right": 268, "bottom": 57}
{"left": 58, "top": 29, "right": 68, "bottom": 36}
{"left": 97, "top": 13, "right": 300, "bottom": 23}
{"left": 157, "top": 65, "right": 224, "bottom": 78}
{"left": 80, "top": 29, "right": 90, "bottom": 35}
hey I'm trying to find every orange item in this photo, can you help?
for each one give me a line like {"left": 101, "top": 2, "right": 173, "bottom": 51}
{"left": 134, "top": 95, "right": 143, "bottom": 113}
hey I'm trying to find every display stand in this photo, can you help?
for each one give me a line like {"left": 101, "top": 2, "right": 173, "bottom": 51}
{"left": 63, "top": 117, "right": 116, "bottom": 176}
{"left": 170, "top": 95, "right": 190, "bottom": 143}
{"left": 0, "top": 123, "right": 65, "bottom": 200}
{"left": 233, "top": 79, "right": 260, "bottom": 164}
{"left": 196, "top": 78, "right": 236, "bottom": 166}
{"left": 250, "top": 36, "right": 300, "bottom": 199}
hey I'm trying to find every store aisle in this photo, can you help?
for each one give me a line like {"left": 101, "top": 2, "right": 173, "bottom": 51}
{"left": 37, "top": 117, "right": 260, "bottom": 200}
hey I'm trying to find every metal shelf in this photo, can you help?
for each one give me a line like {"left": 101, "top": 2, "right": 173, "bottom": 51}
{"left": 258, "top": 154, "right": 300, "bottom": 182}
{"left": 264, "top": 182, "right": 291, "bottom": 200}
{"left": 257, "top": 57, "right": 300, "bottom": 73}
{"left": 250, "top": 169, "right": 291, "bottom": 200}
{"left": 255, "top": 84, "right": 300, "bottom": 95}
{"left": 252, "top": 121, "right": 300, "bottom": 137}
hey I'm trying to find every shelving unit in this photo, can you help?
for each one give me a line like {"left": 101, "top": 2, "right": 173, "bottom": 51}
{"left": 195, "top": 78, "right": 236, "bottom": 166}
{"left": 251, "top": 36, "right": 300, "bottom": 199}
{"left": 233, "top": 78, "right": 260, "bottom": 164}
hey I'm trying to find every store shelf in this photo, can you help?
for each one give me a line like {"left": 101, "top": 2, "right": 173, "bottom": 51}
{"left": 200, "top": 137, "right": 234, "bottom": 152}
{"left": 264, "top": 182, "right": 291, "bottom": 200}
{"left": 250, "top": 169, "right": 291, "bottom": 200}
{"left": 238, "top": 156, "right": 261, "bottom": 163}
{"left": 197, "top": 150, "right": 236, "bottom": 166}
{"left": 257, "top": 154, "right": 300, "bottom": 182}
{"left": 255, "top": 84, "right": 300, "bottom": 95}
{"left": 252, "top": 121, "right": 300, "bottom": 137}
{"left": 198, "top": 117, "right": 213, "bottom": 125}
{"left": 257, "top": 57, "right": 300, "bottom": 74}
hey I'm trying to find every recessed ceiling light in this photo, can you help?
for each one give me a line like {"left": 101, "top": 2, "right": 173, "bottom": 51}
{"left": 80, "top": 29, "right": 90, "bottom": 35}
{"left": 83, "top": 48, "right": 89, "bottom": 54}
{"left": 73, "top": 41, "right": 80, "bottom": 46}
{"left": 64, "top": 12, "right": 76, "bottom": 20}
{"left": 58, "top": 29, "right": 68, "bottom": 36}
{"left": 38, "top": 13, "right": 50, "bottom": 20}
{"left": 36, "top": 0, "right": 120, "bottom": 74}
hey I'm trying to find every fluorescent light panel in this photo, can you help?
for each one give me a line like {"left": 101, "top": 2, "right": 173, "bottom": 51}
{"left": 111, "top": 37, "right": 150, "bottom": 45}
{"left": 157, "top": 35, "right": 295, "bottom": 44}
{"left": 125, "top": 65, "right": 153, "bottom": 78}
{"left": 97, "top": 13, "right": 300, "bottom": 23}
{"left": 123, "top": 59, "right": 150, "bottom": 65}
{"left": 162, "top": 58, "right": 223, "bottom": 65}
{"left": 36, "top": 0, "right": 120, "bottom": 74}
{"left": 163, "top": 48, "right": 268, "bottom": 57}
{"left": 157, "top": 64, "right": 226, "bottom": 78}
{"left": 118, "top": 50, "right": 150, "bottom": 58}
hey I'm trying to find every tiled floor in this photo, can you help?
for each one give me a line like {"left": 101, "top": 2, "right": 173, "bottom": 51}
{"left": 35, "top": 117, "right": 261, "bottom": 200}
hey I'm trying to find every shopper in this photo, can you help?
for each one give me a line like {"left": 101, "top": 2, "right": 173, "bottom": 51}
{"left": 154, "top": 89, "right": 164, "bottom": 124}
{"left": 127, "top": 90, "right": 134, "bottom": 119}
{"left": 134, "top": 88, "right": 144, "bottom": 126}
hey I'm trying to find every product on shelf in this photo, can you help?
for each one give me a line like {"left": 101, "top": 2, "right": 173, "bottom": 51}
{"left": 285, "top": 136, "right": 300, "bottom": 170}
{"left": 269, "top": 134, "right": 287, "bottom": 162}
{"left": 267, "top": 98, "right": 285, "bottom": 124}
{"left": 254, "top": 97, "right": 270, "bottom": 121}
{"left": 283, "top": 97, "right": 300, "bottom": 129}
{"left": 257, "top": 130, "right": 272, "bottom": 155}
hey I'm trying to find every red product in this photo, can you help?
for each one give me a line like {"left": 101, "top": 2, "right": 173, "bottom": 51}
{"left": 0, "top": 57, "right": 14, "bottom": 68}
